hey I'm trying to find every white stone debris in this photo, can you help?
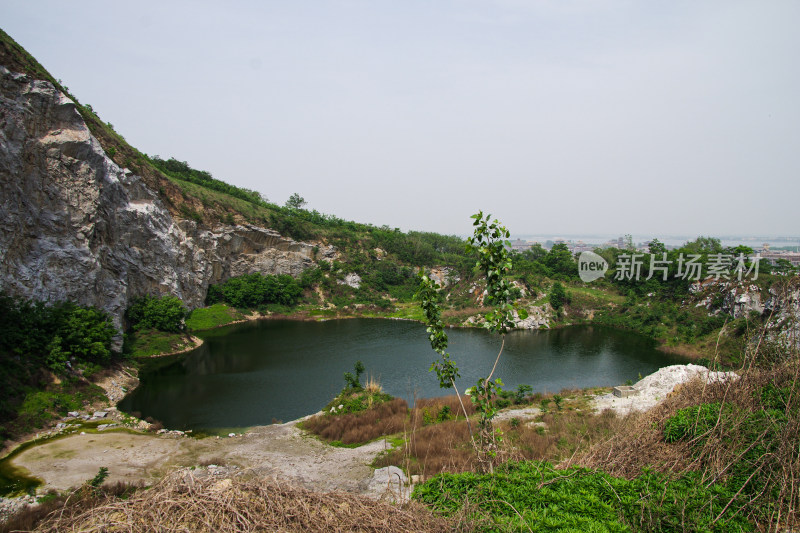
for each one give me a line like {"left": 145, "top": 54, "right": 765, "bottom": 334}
{"left": 366, "top": 466, "right": 410, "bottom": 502}
{"left": 337, "top": 273, "right": 362, "bottom": 289}
{"left": 592, "top": 364, "right": 738, "bottom": 416}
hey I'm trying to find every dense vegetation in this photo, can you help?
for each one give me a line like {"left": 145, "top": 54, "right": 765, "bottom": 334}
{"left": 125, "top": 295, "right": 187, "bottom": 333}
{"left": 0, "top": 294, "right": 116, "bottom": 373}
{"left": 206, "top": 273, "right": 304, "bottom": 310}
{"left": 0, "top": 294, "right": 115, "bottom": 440}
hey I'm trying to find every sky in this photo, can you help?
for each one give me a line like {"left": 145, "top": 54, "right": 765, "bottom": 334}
{"left": 2, "top": 1, "right": 799, "bottom": 238}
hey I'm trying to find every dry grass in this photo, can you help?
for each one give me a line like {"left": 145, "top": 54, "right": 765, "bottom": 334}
{"left": 504, "top": 408, "right": 623, "bottom": 463}
{"left": 569, "top": 378, "right": 709, "bottom": 478}
{"left": 25, "top": 471, "right": 474, "bottom": 533}
{"left": 377, "top": 419, "right": 478, "bottom": 476}
{"left": 363, "top": 374, "right": 383, "bottom": 394}
{"left": 413, "top": 395, "right": 477, "bottom": 423}
{"left": 377, "top": 399, "right": 621, "bottom": 478}
{"left": 303, "top": 398, "right": 409, "bottom": 445}
{"left": 304, "top": 394, "right": 477, "bottom": 447}
{"left": 1, "top": 482, "right": 143, "bottom": 533}
{"left": 572, "top": 319, "right": 800, "bottom": 529}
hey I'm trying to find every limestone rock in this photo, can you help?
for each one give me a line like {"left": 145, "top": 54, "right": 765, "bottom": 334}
{"left": 512, "top": 305, "right": 552, "bottom": 329}
{"left": 0, "top": 66, "right": 318, "bottom": 330}
{"left": 367, "top": 466, "right": 408, "bottom": 496}
{"left": 428, "top": 267, "right": 459, "bottom": 288}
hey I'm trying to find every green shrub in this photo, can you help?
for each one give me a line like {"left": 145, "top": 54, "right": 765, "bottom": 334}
{"left": 206, "top": 273, "right": 302, "bottom": 309}
{"left": 0, "top": 295, "right": 116, "bottom": 370}
{"left": 663, "top": 402, "right": 732, "bottom": 443}
{"left": 17, "top": 390, "right": 82, "bottom": 428}
{"left": 414, "top": 460, "right": 752, "bottom": 532}
{"left": 343, "top": 361, "right": 365, "bottom": 390}
{"left": 664, "top": 394, "right": 792, "bottom": 502}
{"left": 126, "top": 295, "right": 187, "bottom": 333}
{"left": 515, "top": 384, "right": 533, "bottom": 403}
{"left": 549, "top": 282, "right": 568, "bottom": 311}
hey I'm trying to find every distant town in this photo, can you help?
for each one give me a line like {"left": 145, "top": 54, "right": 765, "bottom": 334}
{"left": 508, "top": 235, "right": 800, "bottom": 268}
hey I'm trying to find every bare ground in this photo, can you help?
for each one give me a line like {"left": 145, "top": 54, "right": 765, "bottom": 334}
{"left": 10, "top": 420, "right": 394, "bottom": 497}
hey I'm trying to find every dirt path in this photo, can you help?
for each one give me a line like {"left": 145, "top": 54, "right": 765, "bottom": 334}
{"left": 10, "top": 420, "right": 392, "bottom": 496}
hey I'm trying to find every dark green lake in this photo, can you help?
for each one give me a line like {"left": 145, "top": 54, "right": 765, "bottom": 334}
{"left": 119, "top": 319, "right": 683, "bottom": 433}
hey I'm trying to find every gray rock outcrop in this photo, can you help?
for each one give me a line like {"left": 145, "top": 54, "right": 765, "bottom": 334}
{"left": 0, "top": 66, "right": 316, "bottom": 329}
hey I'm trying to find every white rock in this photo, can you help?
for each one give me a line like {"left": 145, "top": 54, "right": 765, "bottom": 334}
{"left": 592, "top": 364, "right": 738, "bottom": 416}
{"left": 367, "top": 466, "right": 408, "bottom": 495}
{"left": 337, "top": 273, "right": 362, "bottom": 289}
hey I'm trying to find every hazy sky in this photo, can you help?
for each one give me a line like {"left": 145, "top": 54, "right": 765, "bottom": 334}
{"left": 3, "top": 1, "right": 799, "bottom": 237}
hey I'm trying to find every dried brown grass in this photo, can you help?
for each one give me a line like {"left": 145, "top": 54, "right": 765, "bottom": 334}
{"left": 364, "top": 374, "right": 383, "bottom": 394}
{"left": 413, "top": 395, "right": 477, "bottom": 424}
{"left": 28, "top": 471, "right": 473, "bottom": 533}
{"left": 303, "top": 398, "right": 409, "bottom": 445}
{"left": 377, "top": 400, "right": 622, "bottom": 477}
{"left": 1, "top": 482, "right": 143, "bottom": 533}
{"left": 376, "top": 418, "right": 477, "bottom": 476}
{"left": 304, "top": 394, "right": 477, "bottom": 447}
{"left": 571, "top": 301, "right": 800, "bottom": 530}
{"left": 570, "top": 378, "right": 713, "bottom": 478}
{"left": 504, "top": 408, "right": 622, "bottom": 463}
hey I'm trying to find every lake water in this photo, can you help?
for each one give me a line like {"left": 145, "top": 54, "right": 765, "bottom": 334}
{"left": 119, "top": 319, "right": 684, "bottom": 433}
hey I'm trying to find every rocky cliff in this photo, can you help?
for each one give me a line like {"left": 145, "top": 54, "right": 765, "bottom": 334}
{"left": 0, "top": 66, "right": 317, "bottom": 328}
{"left": 692, "top": 278, "right": 800, "bottom": 349}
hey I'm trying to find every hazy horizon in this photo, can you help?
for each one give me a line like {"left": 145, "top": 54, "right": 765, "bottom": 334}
{"left": 2, "top": 1, "right": 798, "bottom": 236}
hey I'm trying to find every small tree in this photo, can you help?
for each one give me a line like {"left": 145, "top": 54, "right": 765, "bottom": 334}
{"left": 285, "top": 193, "right": 307, "bottom": 210}
{"left": 549, "top": 282, "right": 567, "bottom": 311}
{"left": 418, "top": 211, "right": 527, "bottom": 473}
{"left": 343, "top": 360, "right": 365, "bottom": 390}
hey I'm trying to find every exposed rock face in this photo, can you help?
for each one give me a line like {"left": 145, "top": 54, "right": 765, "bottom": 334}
{"left": 692, "top": 280, "right": 764, "bottom": 318}
{"left": 692, "top": 278, "right": 800, "bottom": 349}
{"left": 765, "top": 282, "right": 800, "bottom": 349}
{"left": 463, "top": 305, "right": 552, "bottom": 330}
{"left": 427, "top": 266, "right": 459, "bottom": 288}
{"left": 0, "top": 66, "right": 316, "bottom": 328}
{"left": 513, "top": 305, "right": 552, "bottom": 329}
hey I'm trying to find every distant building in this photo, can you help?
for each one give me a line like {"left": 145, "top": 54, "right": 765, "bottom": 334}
{"left": 759, "top": 250, "right": 800, "bottom": 268}
{"left": 509, "top": 239, "right": 531, "bottom": 251}
{"left": 567, "top": 240, "right": 594, "bottom": 254}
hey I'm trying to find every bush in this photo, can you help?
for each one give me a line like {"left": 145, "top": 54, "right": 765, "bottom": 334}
{"left": 206, "top": 273, "right": 302, "bottom": 309}
{"left": 0, "top": 295, "right": 116, "bottom": 369}
{"left": 126, "top": 295, "right": 187, "bottom": 333}
{"left": 663, "top": 402, "right": 731, "bottom": 443}
{"left": 549, "top": 282, "right": 567, "bottom": 311}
